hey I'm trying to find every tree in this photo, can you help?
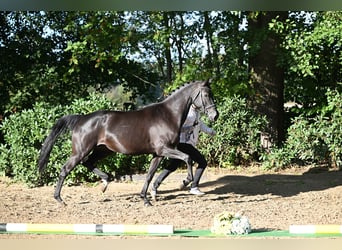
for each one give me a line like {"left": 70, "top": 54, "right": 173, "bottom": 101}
{"left": 64, "top": 11, "right": 161, "bottom": 102}
{"left": 0, "top": 11, "right": 75, "bottom": 144}
{"left": 280, "top": 11, "right": 342, "bottom": 115}
{"left": 1, "top": 10, "right": 340, "bottom": 168}
{"left": 161, "top": 12, "right": 173, "bottom": 83}
{"left": 202, "top": 11, "right": 249, "bottom": 98}
{"left": 0, "top": 12, "right": 95, "bottom": 115}
{"left": 247, "top": 11, "right": 288, "bottom": 148}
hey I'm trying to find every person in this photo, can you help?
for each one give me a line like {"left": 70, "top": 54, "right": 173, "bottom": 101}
{"left": 151, "top": 104, "right": 216, "bottom": 198}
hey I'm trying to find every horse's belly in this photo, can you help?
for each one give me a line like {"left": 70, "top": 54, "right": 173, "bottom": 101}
{"left": 99, "top": 135, "right": 153, "bottom": 155}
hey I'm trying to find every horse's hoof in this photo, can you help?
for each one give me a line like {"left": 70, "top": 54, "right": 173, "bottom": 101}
{"left": 55, "top": 196, "right": 67, "bottom": 206}
{"left": 150, "top": 190, "right": 157, "bottom": 201}
{"left": 100, "top": 180, "right": 108, "bottom": 193}
{"left": 58, "top": 201, "right": 67, "bottom": 207}
{"left": 144, "top": 201, "right": 153, "bottom": 207}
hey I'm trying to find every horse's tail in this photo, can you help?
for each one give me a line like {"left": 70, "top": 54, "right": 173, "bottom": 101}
{"left": 38, "top": 114, "right": 80, "bottom": 173}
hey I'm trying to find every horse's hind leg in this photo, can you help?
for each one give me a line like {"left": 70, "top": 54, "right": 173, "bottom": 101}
{"left": 54, "top": 154, "right": 84, "bottom": 205}
{"left": 82, "top": 145, "right": 113, "bottom": 193}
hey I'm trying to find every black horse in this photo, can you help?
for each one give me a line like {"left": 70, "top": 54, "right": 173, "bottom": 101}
{"left": 38, "top": 80, "right": 219, "bottom": 206}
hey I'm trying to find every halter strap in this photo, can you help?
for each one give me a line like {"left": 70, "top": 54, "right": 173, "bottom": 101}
{"left": 191, "top": 87, "right": 216, "bottom": 114}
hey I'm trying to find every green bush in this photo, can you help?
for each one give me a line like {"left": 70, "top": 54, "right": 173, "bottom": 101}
{"left": 319, "top": 89, "right": 342, "bottom": 167}
{"left": 198, "top": 95, "right": 267, "bottom": 168}
{"left": 0, "top": 93, "right": 151, "bottom": 187}
{"left": 262, "top": 89, "right": 342, "bottom": 169}
{"left": 0, "top": 102, "right": 65, "bottom": 185}
{"left": 0, "top": 144, "right": 10, "bottom": 176}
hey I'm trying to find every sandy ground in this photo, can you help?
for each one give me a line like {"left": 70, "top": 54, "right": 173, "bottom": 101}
{"left": 0, "top": 166, "right": 341, "bottom": 239}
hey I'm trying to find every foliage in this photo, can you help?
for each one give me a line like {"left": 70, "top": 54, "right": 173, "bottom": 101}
{"left": 0, "top": 11, "right": 161, "bottom": 119}
{"left": 0, "top": 102, "right": 65, "bottom": 185}
{"left": 0, "top": 12, "right": 80, "bottom": 115}
{"left": 63, "top": 11, "right": 161, "bottom": 103}
{"left": 321, "top": 88, "right": 342, "bottom": 167}
{"left": 162, "top": 11, "right": 249, "bottom": 100}
{"left": 0, "top": 93, "right": 152, "bottom": 186}
{"left": 198, "top": 96, "right": 267, "bottom": 168}
{"left": 271, "top": 11, "right": 342, "bottom": 115}
{"left": 262, "top": 89, "right": 342, "bottom": 169}
{"left": 1, "top": 11, "right": 342, "bottom": 177}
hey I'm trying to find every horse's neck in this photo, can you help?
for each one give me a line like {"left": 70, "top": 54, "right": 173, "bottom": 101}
{"left": 164, "top": 91, "right": 193, "bottom": 128}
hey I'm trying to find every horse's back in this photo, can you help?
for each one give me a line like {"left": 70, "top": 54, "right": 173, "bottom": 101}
{"left": 81, "top": 109, "right": 156, "bottom": 154}
{"left": 70, "top": 102, "right": 177, "bottom": 155}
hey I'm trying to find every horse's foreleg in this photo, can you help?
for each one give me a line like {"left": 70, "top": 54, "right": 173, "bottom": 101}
{"left": 140, "top": 156, "right": 163, "bottom": 206}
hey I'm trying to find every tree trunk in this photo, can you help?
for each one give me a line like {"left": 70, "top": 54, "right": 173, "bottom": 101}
{"left": 203, "top": 11, "right": 213, "bottom": 69}
{"left": 248, "top": 11, "right": 287, "bottom": 148}
{"left": 175, "top": 13, "right": 184, "bottom": 74}
{"left": 163, "top": 12, "right": 172, "bottom": 83}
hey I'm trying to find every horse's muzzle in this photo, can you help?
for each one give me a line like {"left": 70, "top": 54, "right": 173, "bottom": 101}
{"left": 207, "top": 108, "right": 219, "bottom": 122}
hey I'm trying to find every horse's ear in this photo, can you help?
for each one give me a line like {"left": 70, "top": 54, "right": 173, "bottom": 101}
{"left": 205, "top": 78, "right": 212, "bottom": 86}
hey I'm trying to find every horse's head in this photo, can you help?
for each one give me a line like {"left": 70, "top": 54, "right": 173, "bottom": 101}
{"left": 192, "top": 80, "right": 219, "bottom": 122}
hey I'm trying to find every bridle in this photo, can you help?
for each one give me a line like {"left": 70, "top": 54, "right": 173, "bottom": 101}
{"left": 191, "top": 86, "right": 216, "bottom": 115}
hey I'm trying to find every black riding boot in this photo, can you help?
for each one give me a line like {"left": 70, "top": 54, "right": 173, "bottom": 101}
{"left": 191, "top": 167, "right": 205, "bottom": 188}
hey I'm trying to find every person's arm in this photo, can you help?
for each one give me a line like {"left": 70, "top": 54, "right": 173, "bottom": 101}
{"left": 199, "top": 120, "right": 216, "bottom": 136}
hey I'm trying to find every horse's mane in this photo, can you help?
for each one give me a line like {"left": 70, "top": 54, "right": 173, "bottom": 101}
{"left": 138, "top": 81, "right": 196, "bottom": 109}
{"left": 162, "top": 82, "right": 192, "bottom": 101}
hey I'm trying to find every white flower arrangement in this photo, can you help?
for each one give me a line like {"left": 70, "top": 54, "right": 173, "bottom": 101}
{"left": 211, "top": 211, "right": 251, "bottom": 235}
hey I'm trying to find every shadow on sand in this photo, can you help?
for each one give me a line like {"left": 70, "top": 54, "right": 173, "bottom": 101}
{"left": 103, "top": 169, "right": 342, "bottom": 203}
{"left": 200, "top": 169, "right": 342, "bottom": 198}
